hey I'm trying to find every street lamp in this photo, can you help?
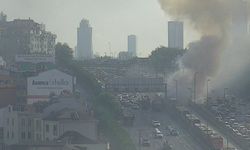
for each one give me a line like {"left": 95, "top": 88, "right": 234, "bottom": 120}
{"left": 194, "top": 72, "right": 198, "bottom": 104}
{"left": 174, "top": 80, "right": 178, "bottom": 102}
{"left": 206, "top": 79, "right": 210, "bottom": 106}
{"left": 224, "top": 88, "right": 229, "bottom": 100}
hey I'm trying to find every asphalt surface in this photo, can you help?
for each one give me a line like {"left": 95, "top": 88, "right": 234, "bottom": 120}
{"left": 126, "top": 109, "right": 203, "bottom": 150}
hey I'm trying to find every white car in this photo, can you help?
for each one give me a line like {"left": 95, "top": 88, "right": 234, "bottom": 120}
{"left": 152, "top": 121, "right": 161, "bottom": 127}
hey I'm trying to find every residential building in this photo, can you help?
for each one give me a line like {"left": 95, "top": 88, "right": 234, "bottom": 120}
{"left": 77, "top": 19, "right": 93, "bottom": 60}
{"left": 128, "top": 35, "right": 137, "bottom": 57}
{"left": 0, "top": 16, "right": 56, "bottom": 62}
{"left": 168, "top": 21, "right": 184, "bottom": 49}
{"left": 0, "top": 105, "right": 60, "bottom": 146}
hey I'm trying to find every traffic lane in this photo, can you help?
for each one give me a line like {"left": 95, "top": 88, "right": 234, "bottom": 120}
{"left": 128, "top": 109, "right": 203, "bottom": 150}
{"left": 187, "top": 107, "right": 242, "bottom": 150}
{"left": 149, "top": 112, "right": 203, "bottom": 150}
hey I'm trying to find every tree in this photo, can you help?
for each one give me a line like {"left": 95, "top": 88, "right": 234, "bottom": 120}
{"left": 149, "top": 46, "right": 186, "bottom": 75}
{"left": 55, "top": 42, "right": 73, "bottom": 66}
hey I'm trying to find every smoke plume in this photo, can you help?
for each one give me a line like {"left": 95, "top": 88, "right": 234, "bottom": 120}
{"left": 159, "top": 0, "right": 250, "bottom": 102}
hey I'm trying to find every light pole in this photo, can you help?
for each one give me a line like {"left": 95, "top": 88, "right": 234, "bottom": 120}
{"left": 224, "top": 88, "right": 228, "bottom": 100}
{"left": 194, "top": 72, "right": 198, "bottom": 104}
{"left": 164, "top": 83, "right": 168, "bottom": 100}
{"left": 188, "top": 88, "right": 192, "bottom": 104}
{"left": 206, "top": 79, "right": 210, "bottom": 106}
{"left": 174, "top": 80, "right": 178, "bottom": 102}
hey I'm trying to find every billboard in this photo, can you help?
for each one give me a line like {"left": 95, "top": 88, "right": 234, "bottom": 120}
{"left": 15, "top": 55, "right": 55, "bottom": 64}
{"left": 27, "top": 69, "right": 75, "bottom": 104}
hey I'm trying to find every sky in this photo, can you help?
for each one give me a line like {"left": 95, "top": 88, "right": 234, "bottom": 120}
{"left": 0, "top": 0, "right": 199, "bottom": 57}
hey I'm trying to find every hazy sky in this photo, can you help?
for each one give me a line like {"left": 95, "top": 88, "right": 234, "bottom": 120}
{"left": 0, "top": 0, "right": 199, "bottom": 57}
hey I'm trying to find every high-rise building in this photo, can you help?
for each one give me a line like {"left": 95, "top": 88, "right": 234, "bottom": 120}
{"left": 77, "top": 19, "right": 93, "bottom": 60}
{"left": 128, "top": 35, "right": 137, "bottom": 57}
{"left": 168, "top": 21, "right": 184, "bottom": 49}
{"left": 0, "top": 12, "right": 7, "bottom": 22}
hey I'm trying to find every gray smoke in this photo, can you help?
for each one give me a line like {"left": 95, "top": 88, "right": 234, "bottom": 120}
{"left": 159, "top": 0, "right": 250, "bottom": 102}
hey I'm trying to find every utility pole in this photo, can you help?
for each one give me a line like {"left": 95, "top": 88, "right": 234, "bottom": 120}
{"left": 194, "top": 72, "right": 198, "bottom": 104}
{"left": 206, "top": 79, "right": 210, "bottom": 106}
{"left": 164, "top": 83, "right": 168, "bottom": 100}
{"left": 224, "top": 88, "right": 228, "bottom": 100}
{"left": 138, "top": 129, "right": 142, "bottom": 150}
{"left": 174, "top": 80, "right": 178, "bottom": 102}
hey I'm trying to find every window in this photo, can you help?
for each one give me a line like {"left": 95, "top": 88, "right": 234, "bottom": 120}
{"left": 28, "top": 119, "right": 32, "bottom": 127}
{"left": 36, "top": 120, "right": 41, "bottom": 131}
{"left": 6, "top": 118, "right": 9, "bottom": 125}
{"left": 28, "top": 132, "right": 31, "bottom": 139}
{"left": 46, "top": 124, "right": 49, "bottom": 133}
{"left": 21, "top": 132, "right": 25, "bottom": 139}
{"left": 36, "top": 134, "right": 41, "bottom": 141}
{"left": 6, "top": 131, "right": 9, "bottom": 139}
{"left": 53, "top": 125, "right": 57, "bottom": 136}
{"left": 12, "top": 118, "right": 14, "bottom": 126}
{"left": 21, "top": 118, "right": 25, "bottom": 126}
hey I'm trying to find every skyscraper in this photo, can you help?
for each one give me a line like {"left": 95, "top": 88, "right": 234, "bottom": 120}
{"left": 128, "top": 35, "right": 137, "bottom": 57}
{"left": 77, "top": 19, "right": 93, "bottom": 60}
{"left": 168, "top": 21, "right": 184, "bottom": 49}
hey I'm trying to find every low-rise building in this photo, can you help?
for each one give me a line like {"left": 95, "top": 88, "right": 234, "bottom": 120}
{"left": 0, "top": 105, "right": 60, "bottom": 146}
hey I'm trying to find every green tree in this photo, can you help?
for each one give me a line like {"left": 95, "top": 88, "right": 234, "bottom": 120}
{"left": 55, "top": 42, "right": 73, "bottom": 66}
{"left": 149, "top": 46, "right": 186, "bottom": 75}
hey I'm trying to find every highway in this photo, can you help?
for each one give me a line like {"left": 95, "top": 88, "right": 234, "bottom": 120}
{"left": 126, "top": 109, "right": 203, "bottom": 150}
{"left": 187, "top": 106, "right": 242, "bottom": 150}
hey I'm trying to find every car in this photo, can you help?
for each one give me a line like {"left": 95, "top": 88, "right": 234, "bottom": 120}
{"left": 142, "top": 138, "right": 151, "bottom": 147}
{"left": 132, "top": 105, "right": 140, "bottom": 110}
{"left": 155, "top": 133, "right": 164, "bottom": 139}
{"left": 170, "top": 129, "right": 179, "bottom": 136}
{"left": 154, "top": 128, "right": 164, "bottom": 139}
{"left": 152, "top": 120, "right": 161, "bottom": 127}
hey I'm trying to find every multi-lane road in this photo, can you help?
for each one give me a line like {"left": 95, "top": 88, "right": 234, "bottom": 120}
{"left": 126, "top": 109, "right": 203, "bottom": 150}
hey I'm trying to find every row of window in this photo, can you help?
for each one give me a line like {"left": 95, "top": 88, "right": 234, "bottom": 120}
{"left": 6, "top": 118, "right": 14, "bottom": 126}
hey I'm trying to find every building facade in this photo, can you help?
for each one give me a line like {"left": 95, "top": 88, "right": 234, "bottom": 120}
{"left": 168, "top": 21, "right": 184, "bottom": 49}
{"left": 127, "top": 35, "right": 137, "bottom": 57}
{"left": 0, "top": 105, "right": 60, "bottom": 145}
{"left": 77, "top": 19, "right": 93, "bottom": 60}
{"left": 0, "top": 16, "right": 56, "bottom": 62}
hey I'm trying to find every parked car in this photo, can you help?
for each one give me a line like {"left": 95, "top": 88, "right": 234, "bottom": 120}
{"left": 154, "top": 128, "right": 164, "bottom": 139}
{"left": 152, "top": 120, "right": 161, "bottom": 127}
